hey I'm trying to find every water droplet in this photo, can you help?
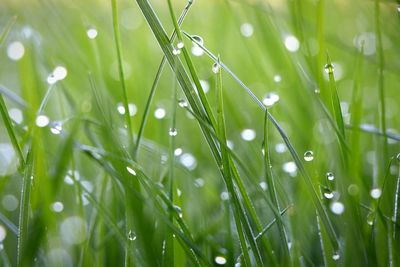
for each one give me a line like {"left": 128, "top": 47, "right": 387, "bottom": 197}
{"left": 36, "top": 115, "right": 50, "bottom": 127}
{"left": 323, "top": 188, "right": 334, "bottom": 199}
{"left": 51, "top": 201, "right": 64, "bottom": 213}
{"left": 154, "top": 108, "right": 166, "bottom": 119}
{"left": 9, "top": 108, "right": 23, "bottom": 124}
{"left": 2, "top": 194, "right": 19, "bottom": 211}
{"left": 326, "top": 172, "right": 334, "bottom": 181}
{"left": 173, "top": 205, "right": 183, "bottom": 218}
{"left": 50, "top": 121, "right": 63, "bottom": 135}
{"left": 126, "top": 166, "right": 137, "bottom": 176}
{"left": 370, "top": 188, "right": 382, "bottom": 199}
{"left": 259, "top": 181, "right": 267, "bottom": 190}
{"left": 212, "top": 62, "right": 220, "bottom": 74}
{"left": 303, "top": 151, "right": 314, "bottom": 161}
{"left": 53, "top": 66, "right": 68, "bottom": 81}
{"left": 284, "top": 35, "right": 300, "bottom": 52}
{"left": 330, "top": 201, "right": 345, "bottom": 215}
{"left": 194, "top": 178, "right": 204, "bottom": 187}
{"left": 0, "top": 225, "right": 7, "bottom": 242}
{"left": 87, "top": 27, "right": 98, "bottom": 39}
{"left": 128, "top": 230, "right": 137, "bottom": 241}
{"left": 282, "top": 161, "right": 297, "bottom": 175}
{"left": 366, "top": 211, "right": 375, "bottom": 226}
{"left": 172, "top": 48, "right": 181, "bottom": 55}
{"left": 177, "top": 41, "right": 184, "bottom": 49}
{"left": 262, "top": 92, "right": 280, "bottom": 107}
{"left": 118, "top": 103, "right": 137, "bottom": 116}
{"left": 169, "top": 128, "right": 178, "bottom": 137}
{"left": 215, "top": 255, "right": 227, "bottom": 265}
{"left": 314, "top": 88, "right": 320, "bottom": 94}
{"left": 332, "top": 252, "right": 340, "bottom": 261}
{"left": 397, "top": 4, "right": 400, "bottom": 12}
{"left": 174, "top": 148, "right": 183, "bottom": 156}
{"left": 273, "top": 74, "right": 282, "bottom": 83}
{"left": 324, "top": 63, "right": 334, "bottom": 74}
{"left": 220, "top": 191, "right": 229, "bottom": 201}
{"left": 275, "top": 143, "right": 287, "bottom": 153}
{"left": 226, "top": 140, "right": 234, "bottom": 149}
{"left": 191, "top": 35, "right": 204, "bottom": 46}
{"left": 180, "top": 153, "right": 197, "bottom": 170}
{"left": 241, "top": 128, "right": 256, "bottom": 141}
{"left": 178, "top": 99, "right": 188, "bottom": 108}
{"left": 397, "top": 153, "right": 400, "bottom": 161}
{"left": 240, "top": 23, "right": 254, "bottom": 37}
{"left": 7, "top": 41, "right": 25, "bottom": 61}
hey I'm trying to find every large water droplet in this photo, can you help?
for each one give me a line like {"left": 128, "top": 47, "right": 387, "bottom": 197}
{"left": 50, "top": 121, "right": 63, "bottom": 135}
{"left": 330, "top": 201, "right": 345, "bottom": 215}
{"left": 180, "top": 153, "right": 197, "bottom": 170}
{"left": 172, "top": 48, "right": 181, "bottom": 56}
{"left": 36, "top": 115, "right": 50, "bottom": 128}
{"left": 9, "top": 108, "right": 23, "bottom": 124}
{"left": 370, "top": 188, "right": 382, "bottom": 199}
{"left": 174, "top": 148, "right": 183, "bottom": 156}
{"left": 215, "top": 256, "right": 227, "bottom": 265}
{"left": 2, "top": 194, "right": 19, "bottom": 211}
{"left": 60, "top": 216, "right": 87, "bottom": 245}
{"left": 87, "top": 27, "right": 98, "bottom": 39}
{"left": 326, "top": 172, "right": 334, "bottom": 181}
{"left": 128, "top": 230, "right": 137, "bottom": 241}
{"left": 178, "top": 99, "right": 188, "bottom": 108}
{"left": 240, "top": 23, "right": 254, "bottom": 37}
{"left": 7, "top": 41, "right": 25, "bottom": 61}
{"left": 53, "top": 66, "right": 68, "bottom": 81}
{"left": 323, "top": 188, "right": 334, "bottom": 199}
{"left": 51, "top": 201, "right": 64, "bottom": 213}
{"left": 212, "top": 62, "right": 220, "bottom": 74}
{"left": 284, "top": 35, "right": 300, "bottom": 52}
{"left": 241, "top": 129, "right": 256, "bottom": 141}
{"left": 177, "top": 41, "right": 184, "bottom": 49}
{"left": 303, "top": 151, "right": 314, "bottom": 161}
{"left": 332, "top": 252, "right": 340, "bottom": 261}
{"left": 324, "top": 63, "right": 335, "bottom": 74}
{"left": 154, "top": 108, "right": 166, "bottom": 119}
{"left": 262, "top": 92, "right": 280, "bottom": 107}
{"left": 191, "top": 35, "right": 204, "bottom": 46}
{"left": 169, "top": 128, "right": 178, "bottom": 137}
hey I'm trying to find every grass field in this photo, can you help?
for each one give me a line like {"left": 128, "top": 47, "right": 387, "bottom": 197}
{"left": 0, "top": 0, "right": 400, "bottom": 266}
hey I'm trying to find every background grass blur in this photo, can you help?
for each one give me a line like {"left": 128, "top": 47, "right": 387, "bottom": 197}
{"left": 0, "top": 0, "right": 400, "bottom": 266}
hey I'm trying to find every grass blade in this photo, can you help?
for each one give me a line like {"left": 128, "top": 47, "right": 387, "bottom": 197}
{"left": 111, "top": 0, "right": 134, "bottom": 153}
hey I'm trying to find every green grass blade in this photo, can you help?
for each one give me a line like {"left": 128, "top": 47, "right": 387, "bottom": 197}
{"left": 133, "top": 2, "right": 193, "bottom": 160}
{"left": 263, "top": 110, "right": 291, "bottom": 264}
{"left": 111, "top": 0, "right": 134, "bottom": 154}
{"left": 325, "top": 53, "right": 345, "bottom": 140}
{"left": 374, "top": 0, "right": 388, "bottom": 160}
{"left": 0, "top": 93, "right": 25, "bottom": 167}
{"left": 0, "top": 16, "right": 16, "bottom": 47}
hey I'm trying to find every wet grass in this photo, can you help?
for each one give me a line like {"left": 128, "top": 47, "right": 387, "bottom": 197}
{"left": 0, "top": 0, "right": 400, "bottom": 266}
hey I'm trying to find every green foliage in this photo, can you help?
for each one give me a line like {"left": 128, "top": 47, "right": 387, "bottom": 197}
{"left": 0, "top": 0, "right": 399, "bottom": 266}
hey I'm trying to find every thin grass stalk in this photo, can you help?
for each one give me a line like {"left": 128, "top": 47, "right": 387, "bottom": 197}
{"left": 133, "top": 1, "right": 193, "bottom": 159}
{"left": 374, "top": 0, "right": 388, "bottom": 160}
{"left": 263, "top": 110, "right": 291, "bottom": 264}
{"left": 111, "top": 0, "right": 134, "bottom": 153}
